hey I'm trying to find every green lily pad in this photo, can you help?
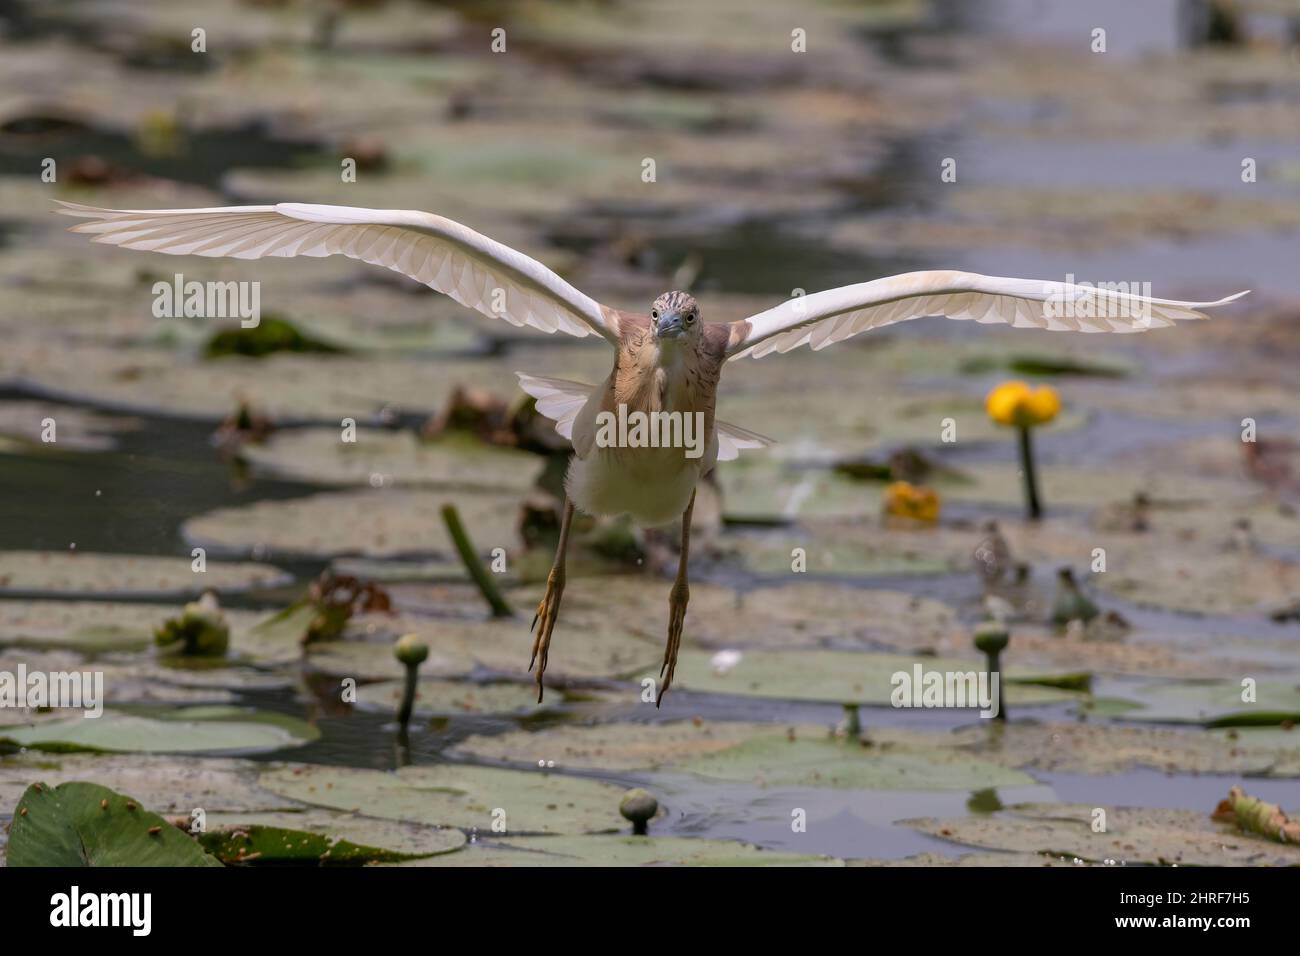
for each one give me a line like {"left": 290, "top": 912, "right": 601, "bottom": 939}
{"left": 259, "top": 763, "right": 626, "bottom": 834}
{"left": 8, "top": 781, "right": 222, "bottom": 867}
{"left": 307, "top": 606, "right": 660, "bottom": 683}
{"left": 733, "top": 584, "right": 959, "bottom": 651}
{"left": 0, "top": 708, "right": 319, "bottom": 755}
{"left": 0, "top": 753, "right": 308, "bottom": 817}
{"left": 939, "top": 462, "right": 1252, "bottom": 512}
{"left": 0, "top": 400, "right": 142, "bottom": 452}
{"left": 455, "top": 720, "right": 1034, "bottom": 791}
{"left": 0, "top": 599, "right": 266, "bottom": 655}
{"left": 0, "top": 551, "right": 290, "bottom": 599}
{"left": 183, "top": 488, "right": 522, "bottom": 559}
{"left": 241, "top": 429, "right": 540, "bottom": 493}
{"left": 354, "top": 678, "right": 548, "bottom": 717}
{"left": 852, "top": 850, "right": 1077, "bottom": 867}
{"left": 199, "top": 810, "right": 466, "bottom": 864}
{"left": 1121, "top": 680, "right": 1300, "bottom": 726}
{"left": 453, "top": 720, "right": 762, "bottom": 771}
{"left": 724, "top": 519, "right": 964, "bottom": 576}
{"left": 906, "top": 803, "right": 1300, "bottom": 866}
{"left": 951, "top": 721, "right": 1300, "bottom": 776}
{"left": 643, "top": 649, "right": 1084, "bottom": 707}
{"left": 677, "top": 729, "right": 1037, "bottom": 791}
{"left": 406, "top": 834, "right": 842, "bottom": 867}
{"left": 1096, "top": 549, "right": 1300, "bottom": 616}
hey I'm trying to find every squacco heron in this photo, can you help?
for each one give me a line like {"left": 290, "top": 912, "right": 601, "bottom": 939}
{"left": 57, "top": 201, "right": 1247, "bottom": 703}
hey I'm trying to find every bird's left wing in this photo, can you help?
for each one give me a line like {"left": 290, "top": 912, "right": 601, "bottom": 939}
{"left": 57, "top": 201, "right": 619, "bottom": 343}
{"left": 726, "top": 270, "right": 1248, "bottom": 359}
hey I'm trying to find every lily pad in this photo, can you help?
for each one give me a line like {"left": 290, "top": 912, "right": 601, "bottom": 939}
{"left": 0, "top": 599, "right": 263, "bottom": 654}
{"left": 354, "top": 678, "right": 549, "bottom": 718}
{"left": 1096, "top": 548, "right": 1300, "bottom": 616}
{"left": 724, "top": 519, "right": 966, "bottom": 576}
{"left": 199, "top": 810, "right": 465, "bottom": 865}
{"left": 0, "top": 707, "right": 319, "bottom": 755}
{"left": 307, "top": 607, "right": 660, "bottom": 683}
{"left": 241, "top": 428, "right": 540, "bottom": 493}
{"left": 7, "top": 781, "right": 222, "bottom": 867}
{"left": 0, "top": 400, "right": 142, "bottom": 452}
{"left": 642, "top": 649, "right": 1084, "bottom": 707}
{"left": 906, "top": 803, "right": 1300, "bottom": 866}
{"left": 260, "top": 763, "right": 627, "bottom": 834}
{"left": 0, "top": 752, "right": 308, "bottom": 816}
{"left": 951, "top": 721, "right": 1300, "bottom": 776}
{"left": 455, "top": 721, "right": 1035, "bottom": 791}
{"left": 1121, "top": 680, "right": 1300, "bottom": 726}
{"left": 182, "top": 488, "right": 522, "bottom": 559}
{"left": 0, "top": 551, "right": 290, "bottom": 599}
{"left": 407, "top": 834, "right": 842, "bottom": 867}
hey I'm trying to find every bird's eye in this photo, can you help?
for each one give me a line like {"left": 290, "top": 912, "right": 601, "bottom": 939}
{"left": 686, "top": 311, "right": 696, "bottom": 324}
{"left": 651, "top": 309, "right": 659, "bottom": 319}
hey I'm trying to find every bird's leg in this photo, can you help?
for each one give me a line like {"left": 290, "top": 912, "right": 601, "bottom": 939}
{"left": 658, "top": 489, "right": 696, "bottom": 707}
{"left": 529, "top": 500, "right": 574, "bottom": 702}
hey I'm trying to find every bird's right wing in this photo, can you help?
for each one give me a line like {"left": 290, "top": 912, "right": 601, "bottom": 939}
{"left": 57, "top": 201, "right": 620, "bottom": 344}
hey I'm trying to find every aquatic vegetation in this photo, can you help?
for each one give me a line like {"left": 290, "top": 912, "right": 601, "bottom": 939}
{"left": 392, "top": 633, "right": 428, "bottom": 730}
{"left": 8, "top": 781, "right": 222, "bottom": 867}
{"left": 154, "top": 593, "right": 230, "bottom": 657}
{"left": 985, "top": 381, "right": 1061, "bottom": 520}
{"left": 618, "top": 788, "right": 659, "bottom": 836}
{"left": 881, "top": 480, "right": 941, "bottom": 523}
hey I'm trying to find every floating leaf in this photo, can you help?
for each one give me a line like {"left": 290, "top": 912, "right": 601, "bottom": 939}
{"left": 641, "top": 649, "right": 1084, "bottom": 707}
{"left": 241, "top": 428, "right": 539, "bottom": 493}
{"left": 906, "top": 803, "right": 1300, "bottom": 866}
{"left": 260, "top": 763, "right": 626, "bottom": 834}
{"left": 1121, "top": 680, "right": 1300, "bottom": 726}
{"left": 0, "top": 552, "right": 289, "bottom": 600}
{"left": 8, "top": 781, "right": 222, "bottom": 867}
{"left": 354, "top": 678, "right": 549, "bottom": 717}
{"left": 183, "top": 488, "right": 522, "bottom": 559}
{"left": 0, "top": 708, "right": 318, "bottom": 755}
{"left": 199, "top": 810, "right": 465, "bottom": 864}
{"left": 0, "top": 753, "right": 307, "bottom": 817}
{"left": 406, "top": 834, "right": 841, "bottom": 867}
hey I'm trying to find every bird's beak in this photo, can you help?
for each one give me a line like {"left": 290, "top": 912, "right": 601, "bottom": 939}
{"left": 655, "top": 311, "right": 684, "bottom": 339}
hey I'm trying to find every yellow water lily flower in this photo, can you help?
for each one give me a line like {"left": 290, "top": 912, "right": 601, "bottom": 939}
{"left": 985, "top": 381, "right": 1060, "bottom": 428}
{"left": 883, "top": 480, "right": 941, "bottom": 523}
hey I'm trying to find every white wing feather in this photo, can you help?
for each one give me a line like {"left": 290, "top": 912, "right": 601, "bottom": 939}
{"left": 56, "top": 201, "right": 618, "bottom": 344}
{"left": 515, "top": 372, "right": 773, "bottom": 460}
{"left": 728, "top": 270, "right": 1248, "bottom": 359}
{"left": 515, "top": 373, "right": 594, "bottom": 440}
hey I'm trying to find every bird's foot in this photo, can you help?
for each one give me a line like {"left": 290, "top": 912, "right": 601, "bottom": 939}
{"left": 657, "top": 580, "right": 689, "bottom": 708}
{"left": 529, "top": 568, "right": 565, "bottom": 703}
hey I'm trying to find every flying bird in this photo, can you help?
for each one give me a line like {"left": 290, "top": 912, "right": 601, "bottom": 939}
{"left": 56, "top": 201, "right": 1247, "bottom": 703}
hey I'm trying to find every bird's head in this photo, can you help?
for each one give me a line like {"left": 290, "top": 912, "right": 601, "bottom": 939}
{"left": 650, "top": 291, "right": 700, "bottom": 342}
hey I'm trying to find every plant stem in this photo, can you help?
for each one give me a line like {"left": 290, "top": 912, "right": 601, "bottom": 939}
{"left": 440, "top": 503, "right": 514, "bottom": 617}
{"left": 985, "top": 650, "right": 1006, "bottom": 721}
{"left": 397, "top": 663, "right": 418, "bottom": 730}
{"left": 1018, "top": 426, "right": 1042, "bottom": 520}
